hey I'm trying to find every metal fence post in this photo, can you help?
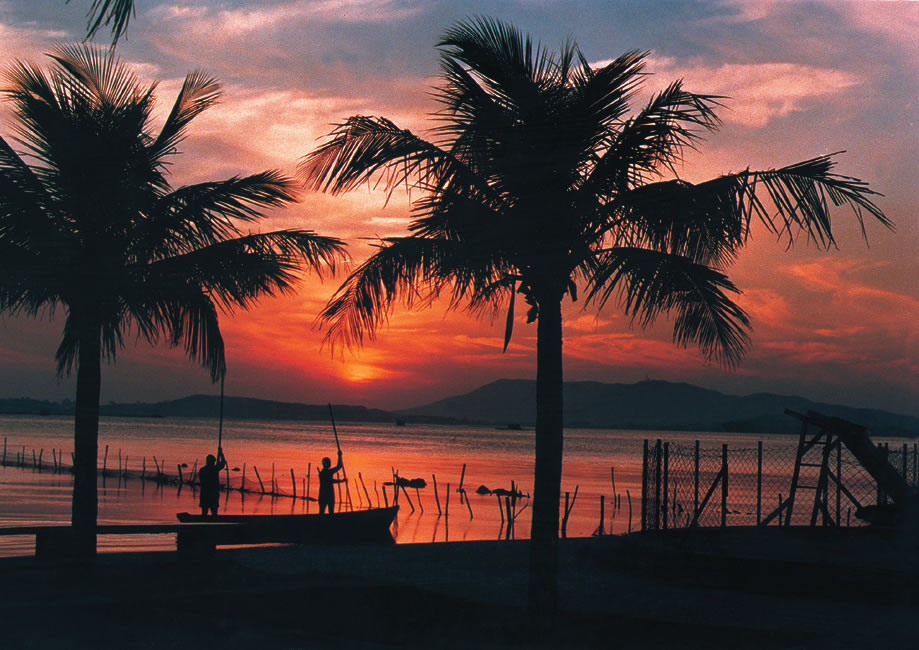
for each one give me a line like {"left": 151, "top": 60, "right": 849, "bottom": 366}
{"left": 836, "top": 442, "right": 842, "bottom": 525}
{"left": 721, "top": 444, "right": 728, "bottom": 528}
{"left": 641, "top": 439, "right": 648, "bottom": 532}
{"left": 914, "top": 443, "right": 918, "bottom": 487}
{"left": 694, "top": 440, "right": 700, "bottom": 520}
{"left": 756, "top": 440, "right": 763, "bottom": 525}
{"left": 877, "top": 443, "right": 888, "bottom": 505}
{"left": 914, "top": 442, "right": 918, "bottom": 487}
{"left": 662, "top": 442, "right": 670, "bottom": 530}
{"left": 654, "top": 439, "right": 663, "bottom": 530}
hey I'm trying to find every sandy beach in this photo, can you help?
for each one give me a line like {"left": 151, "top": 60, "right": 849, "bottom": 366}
{"left": 2, "top": 528, "right": 915, "bottom": 649}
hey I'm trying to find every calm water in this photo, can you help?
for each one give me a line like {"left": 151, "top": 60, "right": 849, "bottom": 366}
{"left": 0, "top": 414, "right": 812, "bottom": 555}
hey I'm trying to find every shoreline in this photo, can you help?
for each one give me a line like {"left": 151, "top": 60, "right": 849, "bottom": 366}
{"left": 2, "top": 529, "right": 916, "bottom": 648}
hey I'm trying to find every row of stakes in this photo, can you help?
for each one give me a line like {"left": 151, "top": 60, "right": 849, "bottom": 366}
{"left": 1, "top": 438, "right": 634, "bottom": 536}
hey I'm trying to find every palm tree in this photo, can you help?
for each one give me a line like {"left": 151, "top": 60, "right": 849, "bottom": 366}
{"left": 300, "top": 17, "right": 890, "bottom": 617}
{"left": 0, "top": 44, "right": 347, "bottom": 558}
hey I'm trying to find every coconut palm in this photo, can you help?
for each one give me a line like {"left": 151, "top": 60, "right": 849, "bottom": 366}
{"left": 300, "top": 17, "right": 890, "bottom": 616}
{"left": 0, "top": 44, "right": 346, "bottom": 558}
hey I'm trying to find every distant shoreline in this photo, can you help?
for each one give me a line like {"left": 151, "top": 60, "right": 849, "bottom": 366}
{"left": 2, "top": 377, "right": 918, "bottom": 436}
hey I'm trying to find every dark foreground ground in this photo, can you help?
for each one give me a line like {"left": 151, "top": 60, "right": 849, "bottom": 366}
{"left": 2, "top": 527, "right": 917, "bottom": 649}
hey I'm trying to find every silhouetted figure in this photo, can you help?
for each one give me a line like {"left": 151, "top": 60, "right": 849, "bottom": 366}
{"left": 318, "top": 450, "right": 343, "bottom": 514}
{"left": 198, "top": 448, "right": 227, "bottom": 517}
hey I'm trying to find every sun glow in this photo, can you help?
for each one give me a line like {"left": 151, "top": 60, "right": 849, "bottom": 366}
{"left": 341, "top": 363, "right": 389, "bottom": 383}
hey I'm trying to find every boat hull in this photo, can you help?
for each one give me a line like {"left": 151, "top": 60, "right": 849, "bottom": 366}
{"left": 176, "top": 506, "right": 399, "bottom": 545}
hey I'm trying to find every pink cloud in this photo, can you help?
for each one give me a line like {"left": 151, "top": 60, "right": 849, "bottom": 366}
{"left": 645, "top": 57, "right": 861, "bottom": 127}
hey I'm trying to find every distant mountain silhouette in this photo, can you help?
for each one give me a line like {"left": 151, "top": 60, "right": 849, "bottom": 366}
{"left": 3, "top": 380, "right": 917, "bottom": 436}
{"left": 0, "top": 395, "right": 403, "bottom": 423}
{"left": 400, "top": 379, "right": 919, "bottom": 436}
{"left": 99, "top": 395, "right": 403, "bottom": 422}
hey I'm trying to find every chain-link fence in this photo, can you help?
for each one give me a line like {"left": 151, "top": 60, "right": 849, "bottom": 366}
{"left": 642, "top": 437, "right": 919, "bottom": 531}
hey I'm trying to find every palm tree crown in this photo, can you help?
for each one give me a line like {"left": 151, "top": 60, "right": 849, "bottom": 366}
{"left": 304, "top": 18, "right": 887, "bottom": 364}
{"left": 302, "top": 16, "right": 890, "bottom": 617}
{"left": 0, "top": 44, "right": 347, "bottom": 556}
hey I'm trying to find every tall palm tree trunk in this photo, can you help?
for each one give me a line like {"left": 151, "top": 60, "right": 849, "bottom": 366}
{"left": 72, "top": 321, "right": 101, "bottom": 560}
{"left": 528, "top": 294, "right": 564, "bottom": 620}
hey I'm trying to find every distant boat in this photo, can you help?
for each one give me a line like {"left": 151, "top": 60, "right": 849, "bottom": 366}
{"left": 395, "top": 419, "right": 406, "bottom": 426}
{"left": 175, "top": 506, "right": 399, "bottom": 544}
{"left": 496, "top": 423, "right": 523, "bottom": 430}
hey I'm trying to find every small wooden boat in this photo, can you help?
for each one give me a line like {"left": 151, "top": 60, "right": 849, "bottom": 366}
{"left": 176, "top": 506, "right": 399, "bottom": 545}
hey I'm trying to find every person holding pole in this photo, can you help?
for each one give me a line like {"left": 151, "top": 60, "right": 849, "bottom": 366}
{"left": 318, "top": 450, "right": 344, "bottom": 514}
{"left": 198, "top": 447, "right": 227, "bottom": 517}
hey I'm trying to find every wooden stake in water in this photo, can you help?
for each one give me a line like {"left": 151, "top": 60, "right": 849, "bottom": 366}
{"left": 598, "top": 495, "right": 605, "bottom": 536}
{"left": 610, "top": 466, "right": 616, "bottom": 508}
{"left": 561, "top": 485, "right": 579, "bottom": 538}
{"left": 627, "top": 489, "right": 632, "bottom": 534}
{"left": 291, "top": 468, "right": 296, "bottom": 498}
{"left": 254, "top": 465, "right": 266, "bottom": 494}
{"left": 401, "top": 484, "right": 415, "bottom": 513}
{"left": 463, "top": 488, "right": 473, "bottom": 519}
{"left": 432, "top": 474, "right": 442, "bottom": 515}
{"left": 444, "top": 483, "right": 450, "bottom": 517}
{"left": 359, "top": 473, "right": 372, "bottom": 510}
{"left": 458, "top": 463, "right": 466, "bottom": 504}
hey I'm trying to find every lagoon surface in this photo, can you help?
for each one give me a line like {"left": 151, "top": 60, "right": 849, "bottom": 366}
{"left": 0, "top": 414, "right": 849, "bottom": 555}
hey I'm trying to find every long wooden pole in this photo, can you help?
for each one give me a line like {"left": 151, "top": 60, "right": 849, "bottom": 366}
{"left": 217, "top": 374, "right": 225, "bottom": 454}
{"left": 328, "top": 403, "right": 352, "bottom": 509}
{"left": 328, "top": 402, "right": 342, "bottom": 454}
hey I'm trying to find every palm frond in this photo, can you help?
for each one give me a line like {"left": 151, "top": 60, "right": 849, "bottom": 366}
{"left": 0, "top": 135, "right": 58, "bottom": 242}
{"left": 140, "top": 171, "right": 300, "bottom": 260}
{"left": 49, "top": 43, "right": 150, "bottom": 111}
{"left": 739, "top": 154, "right": 891, "bottom": 247}
{"left": 615, "top": 176, "right": 748, "bottom": 266}
{"left": 300, "top": 116, "right": 498, "bottom": 209}
{"left": 586, "top": 247, "right": 750, "bottom": 367}
{"left": 0, "top": 240, "right": 62, "bottom": 316}
{"left": 438, "top": 16, "right": 556, "bottom": 105}
{"left": 569, "top": 49, "right": 648, "bottom": 137}
{"left": 318, "top": 236, "right": 500, "bottom": 350}
{"left": 142, "top": 230, "right": 346, "bottom": 312}
{"left": 300, "top": 116, "right": 437, "bottom": 195}
{"left": 590, "top": 81, "right": 723, "bottom": 192}
{"left": 75, "top": 0, "right": 135, "bottom": 44}
{"left": 150, "top": 71, "right": 221, "bottom": 162}
{"left": 124, "top": 286, "right": 227, "bottom": 381}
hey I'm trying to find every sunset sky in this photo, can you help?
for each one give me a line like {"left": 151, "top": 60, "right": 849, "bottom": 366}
{"left": 0, "top": 0, "right": 916, "bottom": 417}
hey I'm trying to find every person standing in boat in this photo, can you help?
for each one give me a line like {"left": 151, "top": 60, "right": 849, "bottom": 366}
{"left": 198, "top": 448, "right": 227, "bottom": 517}
{"left": 318, "top": 450, "right": 343, "bottom": 514}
